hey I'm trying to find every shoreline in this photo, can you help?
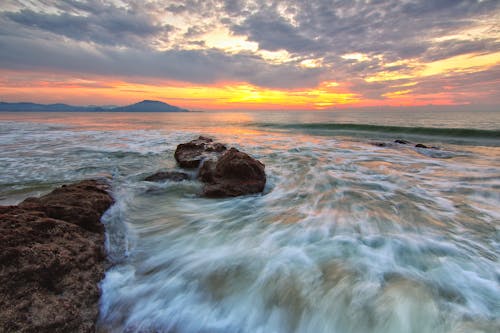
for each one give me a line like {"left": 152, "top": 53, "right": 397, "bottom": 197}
{"left": 0, "top": 179, "right": 114, "bottom": 332}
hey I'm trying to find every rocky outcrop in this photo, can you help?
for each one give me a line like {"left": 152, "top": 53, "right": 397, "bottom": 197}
{"left": 175, "top": 137, "right": 266, "bottom": 197}
{"left": 144, "top": 171, "right": 190, "bottom": 182}
{"left": 0, "top": 179, "right": 114, "bottom": 333}
{"left": 391, "top": 140, "right": 439, "bottom": 150}
{"left": 17, "top": 181, "right": 113, "bottom": 233}
{"left": 201, "top": 148, "right": 266, "bottom": 197}
{"left": 415, "top": 143, "right": 438, "bottom": 149}
{"left": 174, "top": 136, "right": 227, "bottom": 168}
{"left": 371, "top": 142, "right": 390, "bottom": 147}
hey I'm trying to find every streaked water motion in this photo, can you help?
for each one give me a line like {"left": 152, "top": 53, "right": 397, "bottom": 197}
{"left": 1, "top": 110, "right": 499, "bottom": 332}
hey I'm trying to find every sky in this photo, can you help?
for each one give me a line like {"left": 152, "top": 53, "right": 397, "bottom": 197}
{"left": 0, "top": 0, "right": 499, "bottom": 111}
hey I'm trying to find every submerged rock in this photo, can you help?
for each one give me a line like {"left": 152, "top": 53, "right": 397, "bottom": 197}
{"left": 415, "top": 143, "right": 438, "bottom": 149}
{"left": 371, "top": 142, "right": 390, "bottom": 147}
{"left": 174, "top": 136, "right": 227, "bottom": 168}
{"left": 202, "top": 148, "right": 266, "bottom": 197}
{"left": 0, "top": 179, "right": 113, "bottom": 333}
{"left": 144, "top": 171, "right": 190, "bottom": 182}
{"left": 373, "top": 141, "right": 439, "bottom": 150}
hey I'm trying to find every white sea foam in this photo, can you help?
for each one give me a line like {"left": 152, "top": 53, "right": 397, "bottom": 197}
{"left": 0, "top": 113, "right": 499, "bottom": 332}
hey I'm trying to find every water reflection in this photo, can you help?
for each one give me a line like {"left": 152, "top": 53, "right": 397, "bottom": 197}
{"left": 1, "top": 112, "right": 499, "bottom": 332}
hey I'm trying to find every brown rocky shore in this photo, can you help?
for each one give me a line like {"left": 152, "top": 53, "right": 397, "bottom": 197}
{"left": 0, "top": 179, "right": 114, "bottom": 333}
{"left": 0, "top": 136, "right": 264, "bottom": 332}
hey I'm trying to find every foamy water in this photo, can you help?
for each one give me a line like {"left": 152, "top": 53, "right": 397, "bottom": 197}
{"left": 1, "top": 111, "right": 499, "bottom": 332}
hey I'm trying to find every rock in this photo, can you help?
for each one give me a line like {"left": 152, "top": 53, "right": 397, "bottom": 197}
{"left": 198, "top": 159, "right": 217, "bottom": 183}
{"left": 415, "top": 143, "right": 438, "bottom": 149}
{"left": 144, "top": 171, "right": 190, "bottom": 182}
{"left": 395, "top": 139, "right": 411, "bottom": 144}
{"left": 371, "top": 142, "right": 388, "bottom": 147}
{"left": 415, "top": 143, "right": 439, "bottom": 149}
{"left": 202, "top": 148, "right": 266, "bottom": 197}
{"left": 174, "top": 137, "right": 267, "bottom": 197}
{"left": 18, "top": 180, "right": 113, "bottom": 233}
{"left": 0, "top": 179, "right": 114, "bottom": 333}
{"left": 197, "top": 135, "right": 212, "bottom": 142}
{"left": 174, "top": 136, "right": 227, "bottom": 168}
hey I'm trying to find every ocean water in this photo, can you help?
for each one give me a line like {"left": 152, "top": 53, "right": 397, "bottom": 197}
{"left": 0, "top": 110, "right": 499, "bottom": 333}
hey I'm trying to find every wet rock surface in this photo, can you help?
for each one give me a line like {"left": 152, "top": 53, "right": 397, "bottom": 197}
{"left": 371, "top": 142, "right": 391, "bottom": 147}
{"left": 0, "top": 179, "right": 114, "bottom": 333}
{"left": 175, "top": 137, "right": 266, "bottom": 197}
{"left": 373, "top": 139, "right": 440, "bottom": 151}
{"left": 174, "top": 136, "right": 227, "bottom": 168}
{"left": 202, "top": 148, "right": 266, "bottom": 197}
{"left": 198, "top": 159, "right": 217, "bottom": 183}
{"left": 144, "top": 171, "right": 190, "bottom": 182}
{"left": 415, "top": 143, "right": 438, "bottom": 149}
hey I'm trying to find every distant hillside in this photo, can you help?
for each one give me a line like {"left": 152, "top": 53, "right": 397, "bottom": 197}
{"left": 111, "top": 100, "right": 187, "bottom": 112}
{"left": 0, "top": 102, "right": 101, "bottom": 112}
{"left": 0, "top": 100, "right": 188, "bottom": 112}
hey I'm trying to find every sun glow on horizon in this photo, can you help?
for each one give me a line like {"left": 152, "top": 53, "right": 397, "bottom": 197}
{"left": 0, "top": 64, "right": 495, "bottom": 110}
{"left": 0, "top": 0, "right": 499, "bottom": 110}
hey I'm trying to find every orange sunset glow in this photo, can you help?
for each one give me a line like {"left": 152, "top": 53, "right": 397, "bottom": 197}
{"left": 0, "top": 1, "right": 499, "bottom": 110}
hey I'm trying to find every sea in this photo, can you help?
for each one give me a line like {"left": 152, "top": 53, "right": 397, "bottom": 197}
{"left": 0, "top": 109, "right": 499, "bottom": 333}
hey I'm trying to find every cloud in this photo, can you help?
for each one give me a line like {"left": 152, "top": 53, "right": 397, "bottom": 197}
{"left": 401, "top": 0, "right": 498, "bottom": 17}
{"left": 231, "top": 0, "right": 498, "bottom": 61}
{"left": 223, "top": 0, "right": 245, "bottom": 14}
{"left": 0, "top": 0, "right": 499, "bottom": 103}
{"left": 166, "top": 4, "right": 187, "bottom": 14}
{"left": 423, "top": 39, "right": 500, "bottom": 62}
{"left": 4, "top": 6, "right": 172, "bottom": 47}
{"left": 0, "top": 33, "right": 321, "bottom": 89}
{"left": 412, "top": 64, "right": 500, "bottom": 99}
{"left": 232, "top": 10, "right": 321, "bottom": 53}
